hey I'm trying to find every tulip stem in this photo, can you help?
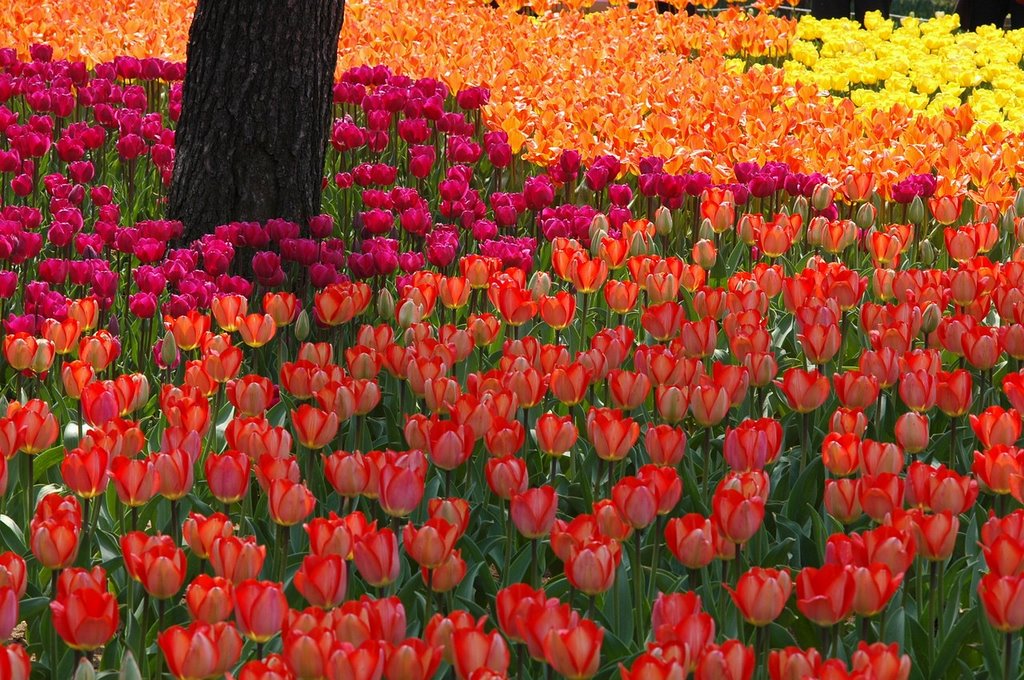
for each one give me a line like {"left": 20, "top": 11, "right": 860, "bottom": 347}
{"left": 23, "top": 453, "right": 33, "bottom": 543}
{"left": 423, "top": 569, "right": 433, "bottom": 627}
{"left": 530, "top": 538, "right": 538, "bottom": 588}
{"left": 1003, "top": 632, "right": 1013, "bottom": 680}
{"left": 156, "top": 599, "right": 166, "bottom": 678}
{"left": 949, "top": 416, "right": 960, "bottom": 469}
{"left": 49, "top": 569, "right": 59, "bottom": 672}
{"left": 701, "top": 428, "right": 712, "bottom": 500}
{"left": 276, "top": 523, "right": 288, "bottom": 583}
{"left": 648, "top": 515, "right": 663, "bottom": 602}
{"left": 633, "top": 530, "right": 644, "bottom": 646}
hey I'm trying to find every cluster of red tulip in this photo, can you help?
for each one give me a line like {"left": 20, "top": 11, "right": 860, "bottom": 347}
{"left": 1, "top": 40, "right": 1024, "bottom": 680}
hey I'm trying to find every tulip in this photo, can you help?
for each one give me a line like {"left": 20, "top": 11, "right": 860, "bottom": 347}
{"left": 384, "top": 638, "right": 443, "bottom": 680}
{"left": 776, "top": 368, "right": 829, "bottom": 413}
{"left": 850, "top": 563, "right": 903, "bottom": 617}
{"left": 796, "top": 565, "right": 855, "bottom": 626}
{"left": 294, "top": 553, "right": 348, "bottom": 608}
{"left": 158, "top": 622, "right": 224, "bottom": 680}
{"left": 543, "top": 619, "right": 603, "bottom": 679}
{"left": 566, "top": 538, "right": 621, "bottom": 595}
{"left": 665, "top": 514, "right": 717, "bottom": 569}
{"left": 131, "top": 542, "right": 188, "bottom": 599}
{"left": 0, "top": 644, "right": 30, "bottom": 679}
{"left": 185, "top": 574, "right": 234, "bottom": 623}
{"left": 694, "top": 640, "right": 755, "bottom": 680}
{"left": 768, "top": 646, "right": 822, "bottom": 680}
{"left": 535, "top": 413, "right": 578, "bottom": 457}
{"left": 978, "top": 573, "right": 1024, "bottom": 632}
{"left": 510, "top": 486, "right": 558, "bottom": 539}
{"left": 234, "top": 579, "right": 287, "bottom": 643}
{"left": 291, "top": 404, "right": 339, "bottom": 450}
{"left": 182, "top": 512, "right": 234, "bottom": 560}
{"left": 353, "top": 528, "right": 400, "bottom": 588}
{"left": 50, "top": 583, "right": 119, "bottom": 651}
{"left": 210, "top": 536, "right": 266, "bottom": 584}
{"left": 403, "top": 518, "right": 459, "bottom": 570}
{"left": 725, "top": 567, "right": 792, "bottom": 626}
{"left": 425, "top": 550, "right": 468, "bottom": 593}
{"left": 451, "top": 629, "right": 510, "bottom": 680}
{"left": 712, "top": 488, "right": 765, "bottom": 545}
{"left": 268, "top": 479, "right": 316, "bottom": 526}
{"left": 204, "top": 449, "right": 250, "bottom": 504}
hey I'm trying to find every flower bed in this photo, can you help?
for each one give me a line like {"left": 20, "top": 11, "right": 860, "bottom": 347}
{"left": 0, "top": 4, "right": 1022, "bottom": 680}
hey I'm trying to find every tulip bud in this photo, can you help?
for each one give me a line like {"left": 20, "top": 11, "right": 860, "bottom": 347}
{"left": 160, "top": 331, "right": 177, "bottom": 368}
{"left": 119, "top": 653, "right": 143, "bottom": 680}
{"left": 75, "top": 659, "right": 96, "bottom": 680}
{"left": 397, "top": 299, "right": 422, "bottom": 329}
{"left": 1001, "top": 206, "right": 1017, "bottom": 236}
{"left": 590, "top": 232, "right": 606, "bottom": 257}
{"left": 654, "top": 206, "right": 673, "bottom": 235}
{"left": 294, "top": 309, "right": 311, "bottom": 341}
{"left": 589, "top": 214, "right": 609, "bottom": 242}
{"left": 692, "top": 239, "right": 717, "bottom": 269}
{"left": 919, "top": 239, "right": 936, "bottom": 265}
{"left": 529, "top": 271, "right": 551, "bottom": 300}
{"left": 629, "top": 230, "right": 651, "bottom": 256}
{"left": 107, "top": 314, "right": 120, "bottom": 337}
{"left": 699, "top": 218, "right": 715, "bottom": 241}
{"left": 376, "top": 289, "right": 394, "bottom": 320}
{"left": 908, "top": 195, "right": 925, "bottom": 224}
{"left": 793, "top": 196, "right": 809, "bottom": 225}
{"left": 920, "top": 302, "right": 941, "bottom": 334}
{"left": 806, "top": 216, "right": 827, "bottom": 247}
{"left": 855, "top": 203, "right": 876, "bottom": 230}
{"left": 1015, "top": 188, "right": 1024, "bottom": 217}
{"left": 811, "top": 184, "right": 834, "bottom": 211}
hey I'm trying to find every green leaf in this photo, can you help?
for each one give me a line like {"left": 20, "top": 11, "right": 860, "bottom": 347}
{"left": 32, "top": 445, "right": 65, "bottom": 482}
{"left": 0, "top": 514, "right": 26, "bottom": 554}
{"left": 930, "top": 607, "right": 978, "bottom": 680}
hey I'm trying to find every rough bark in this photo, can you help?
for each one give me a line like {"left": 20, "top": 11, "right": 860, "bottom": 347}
{"left": 169, "top": 0, "right": 345, "bottom": 242}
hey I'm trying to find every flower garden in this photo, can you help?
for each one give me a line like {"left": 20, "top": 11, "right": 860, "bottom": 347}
{"left": 0, "top": 0, "right": 1022, "bottom": 678}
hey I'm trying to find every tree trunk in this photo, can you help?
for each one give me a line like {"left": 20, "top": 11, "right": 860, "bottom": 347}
{"left": 169, "top": 0, "right": 345, "bottom": 242}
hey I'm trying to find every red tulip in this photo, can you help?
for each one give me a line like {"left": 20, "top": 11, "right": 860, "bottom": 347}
{"left": 665, "top": 514, "right": 717, "bottom": 569}
{"left": 234, "top": 579, "right": 287, "bottom": 643}
{"left": 158, "top": 621, "right": 224, "bottom": 680}
{"left": 182, "top": 511, "right": 234, "bottom": 559}
{"left": 450, "top": 628, "right": 510, "bottom": 680}
{"left": 305, "top": 513, "right": 354, "bottom": 559}
{"left": 485, "top": 455, "right": 529, "bottom": 501}
{"left": 210, "top": 535, "right": 267, "bottom": 584}
{"left": 694, "top": 640, "right": 754, "bottom": 680}
{"left": 327, "top": 639, "right": 387, "bottom": 680}
{"left": 0, "top": 587, "right": 17, "bottom": 641}
{"left": 566, "top": 537, "right": 621, "bottom": 596}
{"left": 712, "top": 488, "right": 765, "bottom": 545}
{"left": 768, "top": 647, "right": 822, "bottom": 680}
{"left": 970, "top": 407, "right": 1021, "bottom": 448}
{"left": 294, "top": 553, "right": 348, "bottom": 608}
{"left": 106, "top": 454, "right": 156, "bottom": 507}
{"left": 776, "top": 368, "right": 829, "bottom": 413}
{"left": 403, "top": 518, "right": 459, "bottom": 570}
{"left": 131, "top": 541, "right": 188, "bottom": 599}
{"left": 269, "top": 479, "right": 316, "bottom": 526}
{"left": 50, "top": 577, "right": 119, "bottom": 650}
{"left": 186, "top": 574, "right": 234, "bottom": 623}
{"left": 978, "top": 573, "right": 1024, "bottom": 632}
{"left": 511, "top": 486, "right": 558, "bottom": 539}
{"left": 544, "top": 618, "right": 603, "bottom": 679}
{"left": 850, "top": 641, "right": 911, "bottom": 680}
{"left": 850, "top": 563, "right": 903, "bottom": 617}
{"left": 291, "top": 404, "right": 339, "bottom": 450}
{"left": 378, "top": 459, "right": 426, "bottom": 517}
{"left": 205, "top": 449, "right": 251, "bottom": 504}
{"left": 587, "top": 408, "right": 640, "bottom": 462}
{"left": 60, "top": 446, "right": 109, "bottom": 498}
{"left": 645, "top": 424, "right": 687, "bottom": 467}
{"left": 425, "top": 550, "right": 468, "bottom": 593}
{"left": 353, "top": 527, "right": 400, "bottom": 588}
{"left": 0, "top": 643, "right": 30, "bottom": 679}
{"left": 725, "top": 567, "right": 791, "bottom": 626}
{"left": 796, "top": 565, "right": 855, "bottom": 626}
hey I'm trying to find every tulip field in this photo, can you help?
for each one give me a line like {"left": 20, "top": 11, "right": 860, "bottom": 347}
{"left": 2, "top": 0, "right": 1024, "bottom": 678}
